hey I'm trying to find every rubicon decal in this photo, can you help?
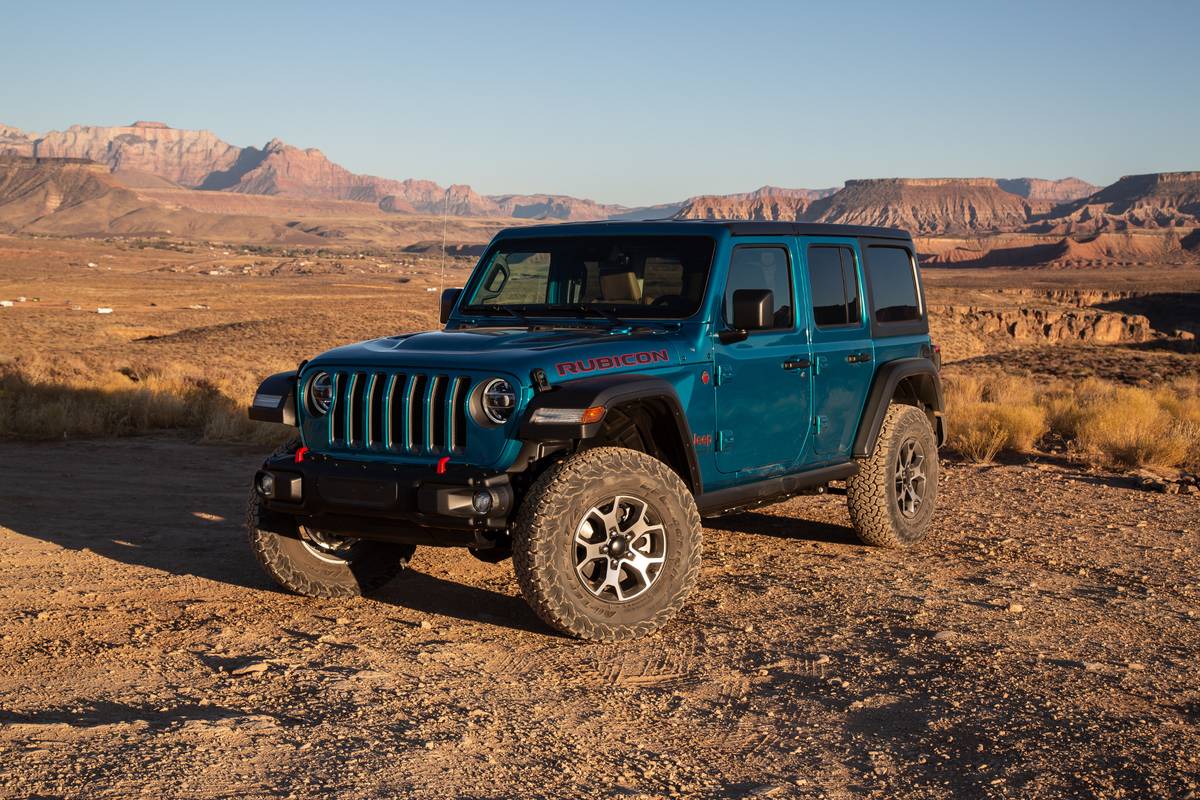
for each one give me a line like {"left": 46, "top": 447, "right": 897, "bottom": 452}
{"left": 556, "top": 350, "right": 669, "bottom": 376}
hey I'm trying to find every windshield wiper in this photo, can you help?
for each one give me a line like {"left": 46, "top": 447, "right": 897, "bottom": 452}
{"left": 494, "top": 307, "right": 534, "bottom": 327}
{"left": 549, "top": 304, "right": 624, "bottom": 327}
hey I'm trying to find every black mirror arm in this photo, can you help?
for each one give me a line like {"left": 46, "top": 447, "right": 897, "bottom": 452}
{"left": 718, "top": 328, "right": 749, "bottom": 344}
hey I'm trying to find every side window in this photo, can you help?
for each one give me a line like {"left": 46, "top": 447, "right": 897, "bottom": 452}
{"left": 865, "top": 246, "right": 921, "bottom": 323}
{"left": 806, "top": 246, "right": 863, "bottom": 328}
{"left": 724, "top": 246, "right": 793, "bottom": 330}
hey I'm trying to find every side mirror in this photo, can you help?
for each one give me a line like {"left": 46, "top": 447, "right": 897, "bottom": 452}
{"left": 440, "top": 287, "right": 462, "bottom": 324}
{"left": 731, "top": 288, "right": 774, "bottom": 331}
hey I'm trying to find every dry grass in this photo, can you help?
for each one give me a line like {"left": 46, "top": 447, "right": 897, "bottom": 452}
{"left": 945, "top": 370, "right": 1200, "bottom": 470}
{"left": 0, "top": 358, "right": 291, "bottom": 445}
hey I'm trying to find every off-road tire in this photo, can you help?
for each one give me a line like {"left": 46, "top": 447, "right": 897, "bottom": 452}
{"left": 846, "top": 403, "right": 939, "bottom": 549}
{"left": 246, "top": 442, "right": 415, "bottom": 598}
{"left": 511, "top": 447, "right": 702, "bottom": 642}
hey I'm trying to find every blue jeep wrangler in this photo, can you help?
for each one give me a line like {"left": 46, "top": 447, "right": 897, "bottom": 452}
{"left": 248, "top": 221, "right": 945, "bottom": 641}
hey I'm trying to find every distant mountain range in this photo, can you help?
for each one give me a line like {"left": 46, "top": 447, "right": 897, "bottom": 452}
{"left": 1, "top": 120, "right": 1198, "bottom": 246}
{"left": 0, "top": 121, "right": 660, "bottom": 221}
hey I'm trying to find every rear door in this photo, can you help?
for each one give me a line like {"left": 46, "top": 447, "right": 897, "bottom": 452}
{"left": 800, "top": 237, "right": 875, "bottom": 458}
{"left": 712, "top": 238, "right": 812, "bottom": 474}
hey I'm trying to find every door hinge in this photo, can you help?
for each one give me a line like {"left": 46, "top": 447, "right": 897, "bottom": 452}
{"left": 813, "top": 415, "right": 827, "bottom": 434}
{"left": 715, "top": 365, "right": 733, "bottom": 386}
{"left": 814, "top": 356, "right": 828, "bottom": 375}
{"left": 716, "top": 430, "right": 733, "bottom": 451}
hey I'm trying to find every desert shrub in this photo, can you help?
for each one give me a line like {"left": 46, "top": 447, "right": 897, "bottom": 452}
{"left": 948, "top": 400, "right": 1048, "bottom": 462}
{"left": 1041, "top": 377, "right": 1112, "bottom": 440}
{"left": 0, "top": 362, "right": 290, "bottom": 446}
{"left": 947, "top": 404, "right": 1008, "bottom": 463}
{"left": 944, "top": 371, "right": 1048, "bottom": 462}
{"left": 1074, "top": 385, "right": 1199, "bottom": 469}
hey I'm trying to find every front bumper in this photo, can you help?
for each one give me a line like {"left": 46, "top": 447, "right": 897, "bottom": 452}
{"left": 255, "top": 450, "right": 514, "bottom": 546}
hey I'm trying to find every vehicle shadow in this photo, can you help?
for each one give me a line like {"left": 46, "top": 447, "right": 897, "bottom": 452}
{"left": 0, "top": 439, "right": 545, "bottom": 635}
{"left": 709, "top": 509, "right": 861, "bottom": 546}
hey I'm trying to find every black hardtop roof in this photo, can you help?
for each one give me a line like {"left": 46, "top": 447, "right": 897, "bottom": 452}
{"left": 495, "top": 219, "right": 912, "bottom": 241}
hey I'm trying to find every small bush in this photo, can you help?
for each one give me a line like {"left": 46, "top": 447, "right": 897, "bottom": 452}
{"left": 1076, "top": 386, "right": 1195, "bottom": 469}
{"left": 948, "top": 400, "right": 1048, "bottom": 463}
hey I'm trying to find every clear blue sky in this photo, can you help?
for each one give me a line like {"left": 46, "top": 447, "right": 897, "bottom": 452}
{"left": 2, "top": 0, "right": 1196, "bottom": 206}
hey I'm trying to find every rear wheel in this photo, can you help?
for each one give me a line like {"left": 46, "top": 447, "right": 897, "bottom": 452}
{"left": 846, "top": 403, "right": 939, "bottom": 548}
{"left": 511, "top": 447, "right": 702, "bottom": 641}
{"left": 246, "top": 487, "right": 415, "bottom": 598}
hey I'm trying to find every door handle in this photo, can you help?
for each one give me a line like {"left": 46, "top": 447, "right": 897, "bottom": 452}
{"left": 782, "top": 358, "right": 811, "bottom": 371}
{"left": 846, "top": 352, "right": 872, "bottom": 364}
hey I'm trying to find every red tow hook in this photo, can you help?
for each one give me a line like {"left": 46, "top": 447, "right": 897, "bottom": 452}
{"left": 294, "top": 446, "right": 310, "bottom": 464}
{"left": 436, "top": 456, "right": 450, "bottom": 475}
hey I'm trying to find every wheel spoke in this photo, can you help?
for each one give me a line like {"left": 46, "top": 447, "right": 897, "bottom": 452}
{"left": 625, "top": 549, "right": 664, "bottom": 588}
{"left": 599, "top": 563, "right": 626, "bottom": 601}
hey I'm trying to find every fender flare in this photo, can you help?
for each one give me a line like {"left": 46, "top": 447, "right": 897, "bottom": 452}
{"left": 851, "top": 358, "right": 944, "bottom": 458}
{"left": 248, "top": 370, "right": 298, "bottom": 426}
{"left": 519, "top": 373, "right": 702, "bottom": 492}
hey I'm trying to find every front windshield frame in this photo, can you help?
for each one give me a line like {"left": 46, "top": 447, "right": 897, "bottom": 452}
{"left": 457, "top": 234, "right": 717, "bottom": 321}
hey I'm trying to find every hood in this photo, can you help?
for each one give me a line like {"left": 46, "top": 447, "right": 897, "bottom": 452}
{"left": 306, "top": 325, "right": 697, "bottom": 383}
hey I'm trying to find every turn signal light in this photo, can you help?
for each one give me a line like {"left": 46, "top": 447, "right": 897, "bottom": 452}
{"left": 531, "top": 406, "right": 607, "bottom": 425}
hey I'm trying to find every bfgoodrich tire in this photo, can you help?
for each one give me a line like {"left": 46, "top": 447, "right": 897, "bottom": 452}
{"left": 511, "top": 447, "right": 702, "bottom": 642}
{"left": 246, "top": 487, "right": 415, "bottom": 599}
{"left": 846, "top": 403, "right": 939, "bottom": 549}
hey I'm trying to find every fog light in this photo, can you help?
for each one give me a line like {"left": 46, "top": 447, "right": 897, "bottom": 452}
{"left": 471, "top": 490, "right": 494, "bottom": 514}
{"left": 258, "top": 473, "right": 276, "bottom": 497}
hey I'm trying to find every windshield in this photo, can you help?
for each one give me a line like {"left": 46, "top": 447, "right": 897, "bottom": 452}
{"left": 461, "top": 235, "right": 715, "bottom": 319}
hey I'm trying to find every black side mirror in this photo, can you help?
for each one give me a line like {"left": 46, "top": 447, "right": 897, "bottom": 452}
{"left": 732, "top": 288, "right": 774, "bottom": 330}
{"left": 440, "top": 287, "right": 462, "bottom": 324}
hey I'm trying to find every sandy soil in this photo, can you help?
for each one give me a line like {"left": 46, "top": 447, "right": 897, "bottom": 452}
{"left": 0, "top": 438, "right": 1196, "bottom": 799}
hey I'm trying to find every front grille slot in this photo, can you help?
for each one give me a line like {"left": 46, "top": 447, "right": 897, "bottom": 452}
{"left": 366, "top": 373, "right": 385, "bottom": 448}
{"left": 323, "top": 369, "right": 471, "bottom": 457}
{"left": 450, "top": 376, "right": 468, "bottom": 453}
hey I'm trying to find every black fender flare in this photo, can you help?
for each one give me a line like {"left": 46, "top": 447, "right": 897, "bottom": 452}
{"left": 248, "top": 370, "right": 298, "bottom": 426}
{"left": 851, "top": 358, "right": 945, "bottom": 457}
{"left": 518, "top": 373, "right": 702, "bottom": 492}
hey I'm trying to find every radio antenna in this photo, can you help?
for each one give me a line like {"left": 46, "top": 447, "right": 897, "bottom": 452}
{"left": 439, "top": 186, "right": 449, "bottom": 294}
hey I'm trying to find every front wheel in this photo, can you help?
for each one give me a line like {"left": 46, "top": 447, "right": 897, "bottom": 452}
{"left": 246, "top": 488, "right": 415, "bottom": 598}
{"left": 511, "top": 447, "right": 702, "bottom": 642}
{"left": 846, "top": 403, "right": 939, "bottom": 548}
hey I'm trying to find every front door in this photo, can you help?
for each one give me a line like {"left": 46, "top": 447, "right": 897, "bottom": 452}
{"left": 713, "top": 239, "right": 812, "bottom": 474}
{"left": 800, "top": 237, "right": 875, "bottom": 457}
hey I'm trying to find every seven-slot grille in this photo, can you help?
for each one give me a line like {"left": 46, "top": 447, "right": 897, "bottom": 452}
{"left": 319, "top": 370, "right": 471, "bottom": 455}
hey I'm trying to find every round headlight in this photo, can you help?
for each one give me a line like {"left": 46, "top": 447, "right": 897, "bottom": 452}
{"left": 306, "top": 372, "right": 334, "bottom": 416}
{"left": 481, "top": 378, "right": 516, "bottom": 424}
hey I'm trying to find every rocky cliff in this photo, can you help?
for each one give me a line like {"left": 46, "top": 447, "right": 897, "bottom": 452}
{"left": 489, "top": 194, "right": 626, "bottom": 221}
{"left": 931, "top": 304, "right": 1153, "bottom": 344}
{"left": 1035, "top": 172, "right": 1200, "bottom": 234}
{"left": 804, "top": 178, "right": 1035, "bottom": 234}
{"left": 33, "top": 122, "right": 243, "bottom": 188}
{"left": 0, "top": 125, "right": 36, "bottom": 157}
{"left": 674, "top": 186, "right": 838, "bottom": 221}
{"left": 997, "top": 177, "right": 1098, "bottom": 204}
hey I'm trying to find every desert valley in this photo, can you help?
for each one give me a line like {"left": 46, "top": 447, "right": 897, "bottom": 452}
{"left": 0, "top": 120, "right": 1197, "bottom": 798}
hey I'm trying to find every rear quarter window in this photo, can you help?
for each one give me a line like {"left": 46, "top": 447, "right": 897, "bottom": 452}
{"left": 865, "top": 246, "right": 921, "bottom": 324}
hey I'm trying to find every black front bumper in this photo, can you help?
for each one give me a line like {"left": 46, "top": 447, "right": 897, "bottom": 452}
{"left": 255, "top": 450, "right": 514, "bottom": 547}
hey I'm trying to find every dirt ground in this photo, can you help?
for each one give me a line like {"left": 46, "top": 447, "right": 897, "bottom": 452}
{"left": 0, "top": 438, "right": 1196, "bottom": 799}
